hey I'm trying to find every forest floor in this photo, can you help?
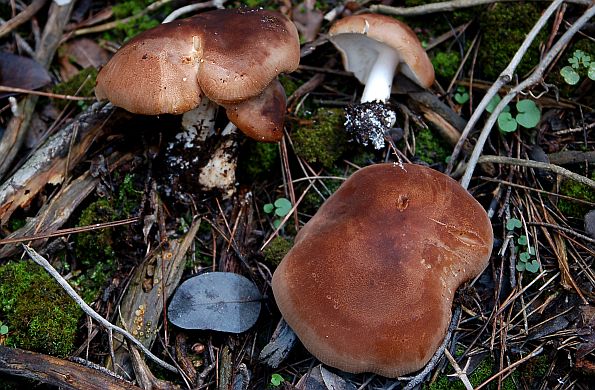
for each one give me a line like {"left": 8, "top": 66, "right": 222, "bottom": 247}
{"left": 0, "top": 1, "right": 594, "bottom": 389}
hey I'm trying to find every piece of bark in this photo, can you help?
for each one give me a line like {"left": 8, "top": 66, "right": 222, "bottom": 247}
{"left": 0, "top": 152, "right": 134, "bottom": 258}
{"left": 0, "top": 345, "right": 140, "bottom": 390}
{"left": 0, "top": 102, "right": 125, "bottom": 225}
{"left": 108, "top": 218, "right": 202, "bottom": 378}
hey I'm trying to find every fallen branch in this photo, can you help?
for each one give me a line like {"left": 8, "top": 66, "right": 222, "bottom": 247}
{"left": 371, "top": 0, "right": 590, "bottom": 16}
{"left": 446, "top": 0, "right": 567, "bottom": 176}
{"left": 0, "top": 0, "right": 48, "bottom": 39}
{"left": 0, "top": 345, "right": 141, "bottom": 390}
{"left": 459, "top": 3, "right": 595, "bottom": 189}
{"left": 23, "top": 245, "right": 178, "bottom": 373}
{"left": 477, "top": 155, "right": 595, "bottom": 189}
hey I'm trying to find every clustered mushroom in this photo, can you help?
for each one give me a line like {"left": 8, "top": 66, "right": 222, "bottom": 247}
{"left": 329, "top": 14, "right": 435, "bottom": 149}
{"left": 272, "top": 163, "right": 493, "bottom": 377}
{"left": 95, "top": 8, "right": 300, "bottom": 142}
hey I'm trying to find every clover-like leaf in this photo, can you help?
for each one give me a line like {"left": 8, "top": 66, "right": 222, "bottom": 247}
{"left": 498, "top": 112, "right": 517, "bottom": 133}
{"left": 525, "top": 260, "right": 540, "bottom": 273}
{"left": 0, "top": 324, "right": 8, "bottom": 335}
{"left": 516, "top": 99, "right": 541, "bottom": 129}
{"left": 527, "top": 246, "right": 535, "bottom": 255}
{"left": 519, "top": 252, "right": 531, "bottom": 262}
{"left": 588, "top": 62, "right": 595, "bottom": 81}
{"left": 263, "top": 203, "right": 274, "bottom": 214}
{"left": 569, "top": 55, "right": 580, "bottom": 69}
{"left": 486, "top": 95, "right": 499, "bottom": 113}
{"left": 270, "top": 374, "right": 285, "bottom": 387}
{"left": 454, "top": 87, "right": 469, "bottom": 104}
{"left": 274, "top": 197, "right": 292, "bottom": 217}
{"left": 506, "top": 218, "right": 522, "bottom": 231}
{"left": 517, "top": 235, "right": 528, "bottom": 246}
{"left": 516, "top": 262, "right": 526, "bottom": 272}
{"left": 560, "top": 66, "right": 580, "bottom": 85}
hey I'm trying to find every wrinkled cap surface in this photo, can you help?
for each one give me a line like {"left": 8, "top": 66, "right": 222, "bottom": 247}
{"left": 329, "top": 14, "right": 434, "bottom": 88}
{"left": 95, "top": 8, "right": 299, "bottom": 114}
{"left": 272, "top": 163, "right": 493, "bottom": 377}
{"left": 223, "top": 79, "right": 286, "bottom": 142}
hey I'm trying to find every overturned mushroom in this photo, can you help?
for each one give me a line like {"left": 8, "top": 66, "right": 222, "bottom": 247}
{"left": 272, "top": 163, "right": 493, "bottom": 377}
{"left": 95, "top": 8, "right": 299, "bottom": 142}
{"left": 329, "top": 14, "right": 434, "bottom": 149}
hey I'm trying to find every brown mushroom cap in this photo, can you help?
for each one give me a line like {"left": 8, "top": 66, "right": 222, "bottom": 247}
{"left": 328, "top": 14, "right": 434, "bottom": 89}
{"left": 95, "top": 17, "right": 203, "bottom": 115}
{"left": 95, "top": 8, "right": 299, "bottom": 114}
{"left": 223, "top": 78, "right": 286, "bottom": 142}
{"left": 194, "top": 8, "right": 299, "bottom": 105}
{"left": 272, "top": 163, "right": 493, "bottom": 377}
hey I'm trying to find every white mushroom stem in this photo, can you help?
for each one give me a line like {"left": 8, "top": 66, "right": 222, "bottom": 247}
{"left": 360, "top": 48, "right": 400, "bottom": 104}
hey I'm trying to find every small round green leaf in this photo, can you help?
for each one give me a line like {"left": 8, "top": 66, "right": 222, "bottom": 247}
{"left": 517, "top": 235, "right": 528, "bottom": 246}
{"left": 498, "top": 112, "right": 517, "bottom": 133}
{"left": 525, "top": 260, "right": 540, "bottom": 273}
{"left": 486, "top": 95, "right": 501, "bottom": 113}
{"left": 0, "top": 324, "right": 8, "bottom": 335}
{"left": 516, "top": 262, "right": 526, "bottom": 272}
{"left": 588, "top": 62, "right": 595, "bottom": 81}
{"left": 270, "top": 374, "right": 285, "bottom": 387}
{"left": 519, "top": 252, "right": 531, "bottom": 262}
{"left": 515, "top": 99, "right": 541, "bottom": 129}
{"left": 263, "top": 203, "right": 274, "bottom": 214}
{"left": 454, "top": 87, "right": 469, "bottom": 104}
{"left": 274, "top": 198, "right": 292, "bottom": 217}
{"left": 506, "top": 218, "right": 522, "bottom": 231}
{"left": 560, "top": 66, "right": 580, "bottom": 85}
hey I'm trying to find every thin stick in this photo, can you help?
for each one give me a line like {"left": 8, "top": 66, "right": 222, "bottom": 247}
{"left": 0, "top": 0, "right": 47, "bottom": 39}
{"left": 460, "top": 3, "right": 595, "bottom": 189}
{"left": 162, "top": 0, "right": 226, "bottom": 23}
{"left": 445, "top": 0, "right": 565, "bottom": 175}
{"left": 0, "top": 85, "right": 93, "bottom": 100}
{"left": 444, "top": 349, "right": 473, "bottom": 390}
{"left": 475, "top": 345, "right": 543, "bottom": 390}
{"left": 371, "top": 0, "right": 590, "bottom": 16}
{"left": 476, "top": 155, "right": 595, "bottom": 189}
{"left": 527, "top": 222, "right": 595, "bottom": 245}
{"left": 399, "top": 306, "right": 462, "bottom": 390}
{"left": 22, "top": 245, "right": 178, "bottom": 373}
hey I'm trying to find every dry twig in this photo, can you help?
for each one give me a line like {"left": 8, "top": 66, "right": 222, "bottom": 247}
{"left": 23, "top": 246, "right": 178, "bottom": 373}
{"left": 459, "top": 2, "right": 595, "bottom": 189}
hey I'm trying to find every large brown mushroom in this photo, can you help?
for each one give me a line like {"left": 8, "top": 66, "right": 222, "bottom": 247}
{"left": 272, "top": 163, "right": 493, "bottom": 377}
{"left": 95, "top": 8, "right": 299, "bottom": 142}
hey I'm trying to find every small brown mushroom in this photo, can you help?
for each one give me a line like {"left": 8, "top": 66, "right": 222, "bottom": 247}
{"left": 223, "top": 79, "right": 287, "bottom": 142}
{"left": 328, "top": 14, "right": 434, "bottom": 149}
{"left": 95, "top": 8, "right": 299, "bottom": 142}
{"left": 272, "top": 163, "right": 493, "bottom": 377}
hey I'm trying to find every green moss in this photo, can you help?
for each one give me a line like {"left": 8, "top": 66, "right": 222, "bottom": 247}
{"left": 279, "top": 75, "right": 301, "bottom": 97}
{"left": 414, "top": 127, "right": 450, "bottom": 164}
{"left": 427, "top": 354, "right": 517, "bottom": 390}
{"left": 240, "top": 142, "right": 280, "bottom": 180}
{"left": 293, "top": 108, "right": 348, "bottom": 168}
{"left": 478, "top": 2, "right": 546, "bottom": 80}
{"left": 263, "top": 236, "right": 293, "bottom": 267}
{"left": 0, "top": 261, "right": 82, "bottom": 357}
{"left": 52, "top": 67, "right": 97, "bottom": 111}
{"left": 432, "top": 51, "right": 461, "bottom": 80}
{"left": 72, "top": 174, "right": 142, "bottom": 302}
{"left": 103, "top": 0, "right": 170, "bottom": 42}
{"left": 558, "top": 172, "right": 595, "bottom": 218}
